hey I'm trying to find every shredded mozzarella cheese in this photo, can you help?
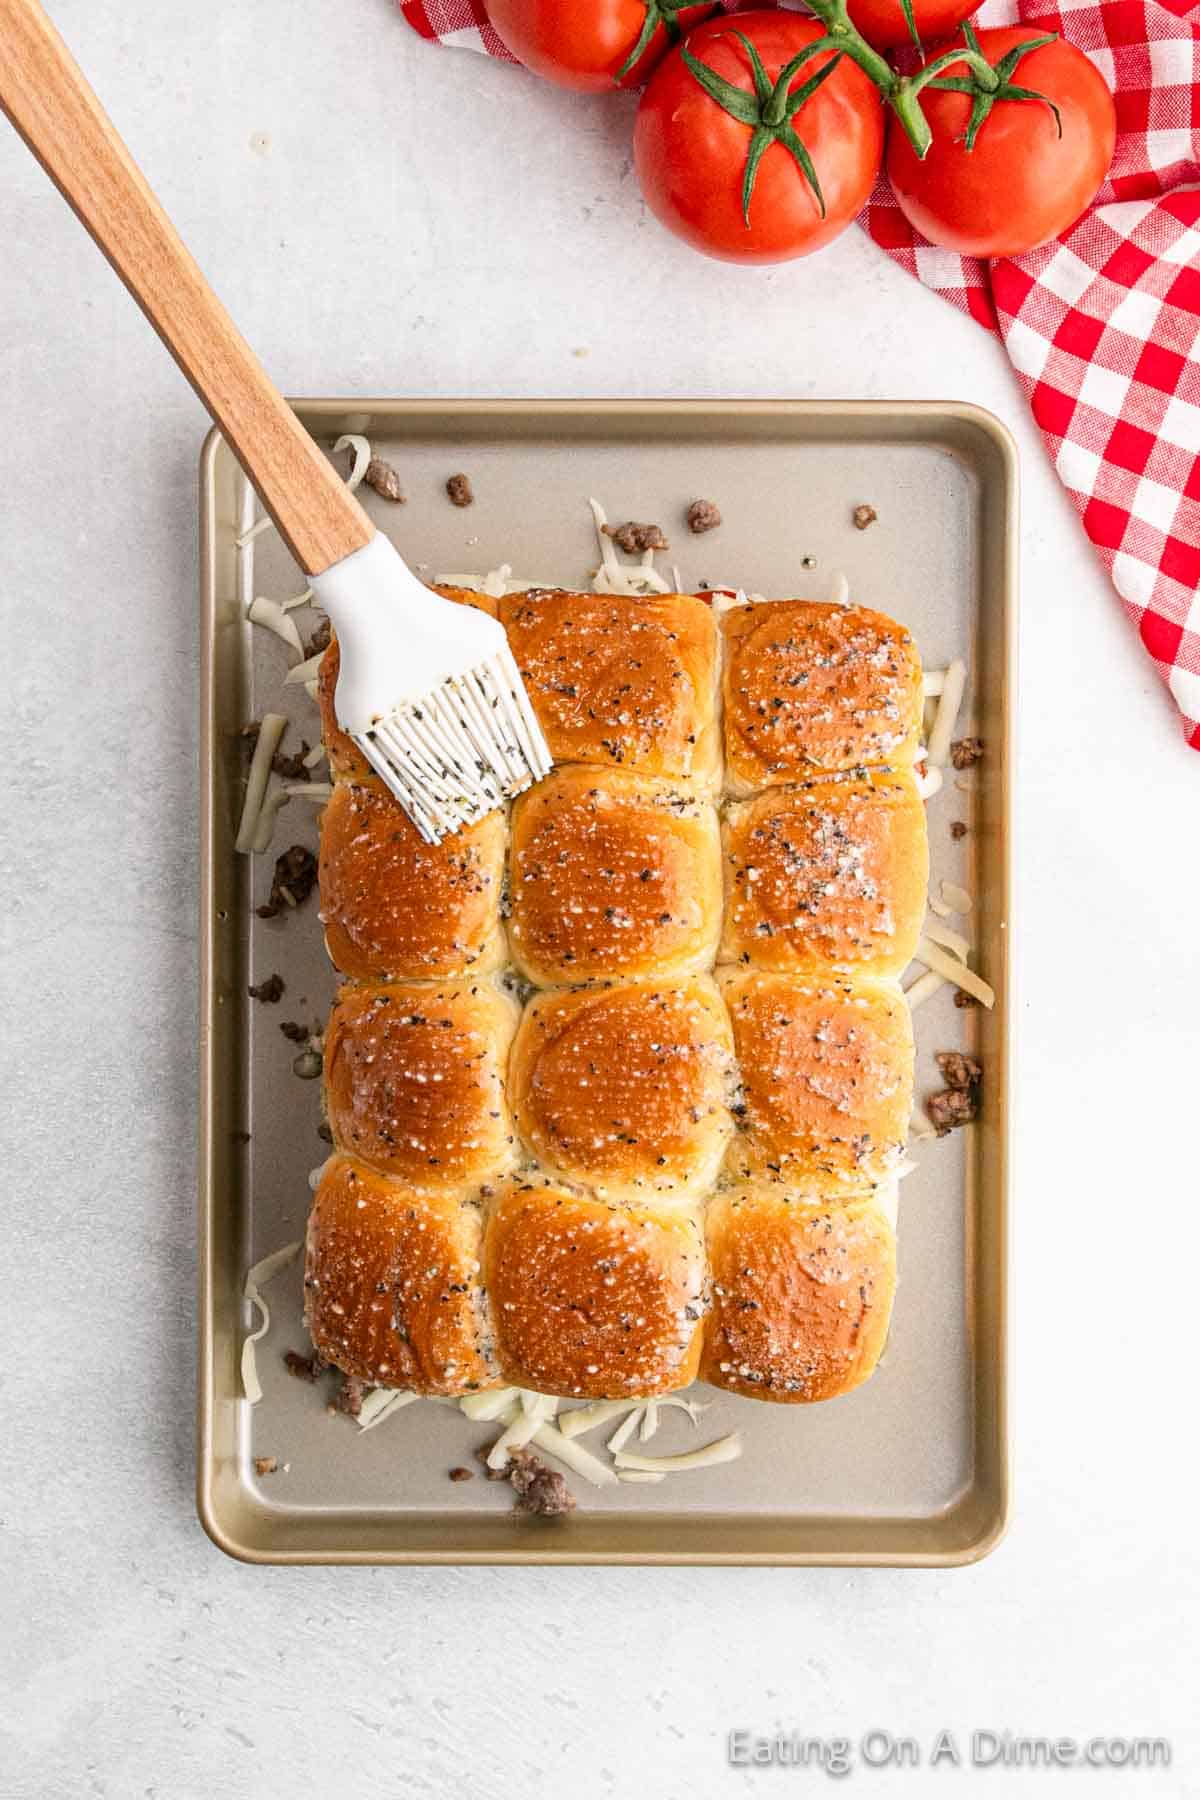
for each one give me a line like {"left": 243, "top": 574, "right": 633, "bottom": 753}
{"left": 614, "top": 1433, "right": 743, "bottom": 1474}
{"left": 435, "top": 564, "right": 558, "bottom": 597}
{"left": 240, "top": 1240, "right": 302, "bottom": 1404}
{"left": 530, "top": 1422, "right": 620, "bottom": 1488}
{"left": 922, "top": 917, "right": 971, "bottom": 962}
{"left": 559, "top": 1399, "right": 642, "bottom": 1440}
{"left": 357, "top": 1390, "right": 418, "bottom": 1434}
{"left": 285, "top": 651, "right": 326, "bottom": 687}
{"left": 487, "top": 1392, "right": 555, "bottom": 1469}
{"left": 235, "top": 515, "right": 277, "bottom": 550}
{"left": 607, "top": 1407, "right": 646, "bottom": 1454}
{"left": 235, "top": 713, "right": 287, "bottom": 856}
{"left": 251, "top": 782, "right": 333, "bottom": 855}
{"left": 587, "top": 497, "right": 672, "bottom": 596}
{"left": 332, "top": 434, "right": 371, "bottom": 491}
{"left": 247, "top": 596, "right": 305, "bottom": 660}
{"left": 915, "top": 937, "right": 996, "bottom": 1008}
{"left": 926, "top": 658, "right": 967, "bottom": 767}
{"left": 459, "top": 1387, "right": 520, "bottom": 1423}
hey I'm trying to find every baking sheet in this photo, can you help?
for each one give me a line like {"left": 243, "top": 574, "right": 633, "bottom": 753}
{"left": 199, "top": 399, "right": 1014, "bottom": 1564}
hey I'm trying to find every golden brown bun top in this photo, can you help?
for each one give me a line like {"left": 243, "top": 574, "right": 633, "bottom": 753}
{"left": 307, "top": 585, "right": 924, "bottom": 1407}
{"left": 484, "top": 1180, "right": 706, "bottom": 1398}
{"left": 722, "top": 769, "right": 928, "bottom": 979}
{"left": 318, "top": 585, "right": 497, "bottom": 781}
{"left": 305, "top": 1156, "right": 496, "bottom": 1393}
{"left": 319, "top": 780, "right": 505, "bottom": 981}
{"left": 723, "top": 600, "right": 923, "bottom": 784}
{"left": 508, "top": 767, "right": 721, "bottom": 986}
{"left": 702, "top": 1188, "right": 896, "bottom": 1403}
{"left": 323, "top": 979, "right": 519, "bottom": 1189}
{"left": 500, "top": 588, "right": 719, "bottom": 785}
{"left": 509, "top": 977, "right": 734, "bottom": 1198}
{"left": 722, "top": 969, "right": 913, "bottom": 1187}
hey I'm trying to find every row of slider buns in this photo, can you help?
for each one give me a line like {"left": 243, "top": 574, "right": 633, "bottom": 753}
{"left": 302, "top": 585, "right": 927, "bottom": 1405}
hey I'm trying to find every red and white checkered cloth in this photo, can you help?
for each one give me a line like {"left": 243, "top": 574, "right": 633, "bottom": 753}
{"left": 400, "top": 0, "right": 1200, "bottom": 747}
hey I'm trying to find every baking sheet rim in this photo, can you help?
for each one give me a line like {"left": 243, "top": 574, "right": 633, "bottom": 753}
{"left": 198, "top": 395, "right": 1016, "bottom": 1567}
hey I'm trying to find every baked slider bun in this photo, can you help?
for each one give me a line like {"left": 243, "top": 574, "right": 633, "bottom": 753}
{"left": 484, "top": 1181, "right": 707, "bottom": 1398}
{"left": 508, "top": 768, "right": 721, "bottom": 986}
{"left": 722, "top": 769, "right": 927, "bottom": 979}
{"left": 306, "top": 585, "right": 929, "bottom": 1417}
{"left": 509, "top": 976, "right": 734, "bottom": 1199}
{"left": 722, "top": 599, "right": 923, "bottom": 789}
{"left": 305, "top": 1156, "right": 497, "bottom": 1394}
{"left": 721, "top": 969, "right": 913, "bottom": 1188}
{"left": 318, "top": 585, "right": 497, "bottom": 781}
{"left": 499, "top": 588, "right": 719, "bottom": 787}
{"left": 702, "top": 1188, "right": 896, "bottom": 1402}
{"left": 323, "top": 979, "right": 520, "bottom": 1188}
{"left": 319, "top": 781, "right": 506, "bottom": 981}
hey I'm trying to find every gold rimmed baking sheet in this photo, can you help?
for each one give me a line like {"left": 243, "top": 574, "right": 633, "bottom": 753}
{"left": 199, "top": 399, "right": 1014, "bottom": 1565}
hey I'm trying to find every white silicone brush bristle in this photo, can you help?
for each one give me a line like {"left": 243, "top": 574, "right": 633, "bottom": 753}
{"left": 354, "top": 645, "right": 552, "bottom": 844}
{"left": 310, "top": 534, "right": 553, "bottom": 843}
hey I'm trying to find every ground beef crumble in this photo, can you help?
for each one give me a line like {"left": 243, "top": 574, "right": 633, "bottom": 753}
{"left": 604, "top": 520, "right": 668, "bottom": 554}
{"left": 254, "top": 1456, "right": 279, "bottom": 1476}
{"left": 476, "top": 1445, "right": 576, "bottom": 1514}
{"left": 951, "top": 736, "right": 984, "bottom": 769}
{"left": 256, "top": 846, "right": 318, "bottom": 919}
{"left": 506, "top": 1447, "right": 576, "bottom": 1517}
{"left": 448, "top": 1466, "right": 475, "bottom": 1483}
{"left": 304, "top": 617, "right": 332, "bottom": 658}
{"left": 283, "top": 1349, "right": 327, "bottom": 1383}
{"left": 926, "top": 1051, "right": 983, "bottom": 1136}
{"left": 335, "top": 1375, "right": 365, "bottom": 1418}
{"left": 950, "top": 820, "right": 968, "bottom": 840}
{"left": 937, "top": 1051, "right": 981, "bottom": 1090}
{"left": 279, "top": 1020, "right": 311, "bottom": 1043}
{"left": 926, "top": 1087, "right": 977, "bottom": 1134}
{"left": 363, "top": 456, "right": 405, "bottom": 502}
{"left": 853, "top": 504, "right": 878, "bottom": 530}
{"left": 686, "top": 499, "right": 721, "bottom": 535}
{"left": 248, "top": 973, "right": 285, "bottom": 1003}
{"left": 445, "top": 473, "right": 474, "bottom": 507}
{"left": 271, "top": 743, "right": 312, "bottom": 781}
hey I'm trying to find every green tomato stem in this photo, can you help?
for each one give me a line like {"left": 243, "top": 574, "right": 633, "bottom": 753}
{"left": 906, "top": 45, "right": 1001, "bottom": 97}
{"left": 890, "top": 83, "right": 933, "bottom": 158}
{"left": 799, "top": 0, "right": 898, "bottom": 96}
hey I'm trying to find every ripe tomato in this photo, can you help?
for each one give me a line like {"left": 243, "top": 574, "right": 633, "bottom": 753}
{"left": 886, "top": 28, "right": 1116, "bottom": 257}
{"left": 487, "top": 0, "right": 718, "bottom": 93}
{"left": 846, "top": 0, "right": 982, "bottom": 52}
{"left": 634, "top": 12, "right": 884, "bottom": 264}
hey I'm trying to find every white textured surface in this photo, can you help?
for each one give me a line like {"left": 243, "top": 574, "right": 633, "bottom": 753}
{"left": 1, "top": 2, "right": 1197, "bottom": 1795}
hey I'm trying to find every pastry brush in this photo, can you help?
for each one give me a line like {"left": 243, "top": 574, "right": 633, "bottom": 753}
{"left": 0, "top": 0, "right": 551, "bottom": 844}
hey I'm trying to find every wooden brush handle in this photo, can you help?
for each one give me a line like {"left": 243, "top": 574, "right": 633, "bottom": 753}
{"left": 0, "top": 0, "right": 373, "bottom": 576}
